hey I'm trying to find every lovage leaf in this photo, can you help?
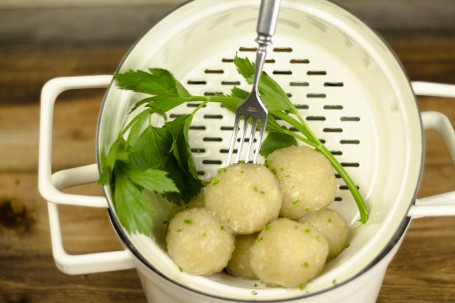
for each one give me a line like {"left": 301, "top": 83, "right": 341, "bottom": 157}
{"left": 144, "top": 95, "right": 197, "bottom": 113}
{"left": 260, "top": 131, "right": 298, "bottom": 158}
{"left": 113, "top": 165, "right": 156, "bottom": 235}
{"left": 133, "top": 125, "right": 172, "bottom": 169}
{"left": 165, "top": 114, "right": 199, "bottom": 179}
{"left": 163, "top": 154, "right": 204, "bottom": 204}
{"left": 127, "top": 168, "right": 179, "bottom": 194}
{"left": 98, "top": 137, "right": 131, "bottom": 185}
{"left": 115, "top": 68, "right": 191, "bottom": 97}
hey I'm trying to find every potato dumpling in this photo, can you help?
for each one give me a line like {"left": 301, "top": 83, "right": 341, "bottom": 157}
{"left": 300, "top": 208, "right": 349, "bottom": 260}
{"left": 266, "top": 146, "right": 336, "bottom": 219}
{"left": 226, "top": 233, "right": 258, "bottom": 279}
{"left": 250, "top": 218, "right": 329, "bottom": 288}
{"left": 204, "top": 163, "right": 281, "bottom": 234}
{"left": 167, "top": 191, "right": 206, "bottom": 221}
{"left": 166, "top": 208, "right": 234, "bottom": 275}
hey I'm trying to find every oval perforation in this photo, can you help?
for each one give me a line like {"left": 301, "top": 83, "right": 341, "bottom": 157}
{"left": 307, "top": 70, "right": 327, "bottom": 76}
{"left": 307, "top": 93, "right": 326, "bottom": 99}
{"left": 205, "top": 69, "right": 224, "bottom": 74}
{"left": 290, "top": 81, "right": 309, "bottom": 87}
{"left": 290, "top": 59, "right": 310, "bottom": 64}
{"left": 273, "top": 70, "right": 292, "bottom": 75}
{"left": 221, "top": 81, "right": 241, "bottom": 86}
{"left": 324, "top": 105, "right": 343, "bottom": 110}
{"left": 187, "top": 80, "right": 207, "bottom": 85}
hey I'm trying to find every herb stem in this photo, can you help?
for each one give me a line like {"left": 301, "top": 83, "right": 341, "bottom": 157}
{"left": 120, "top": 108, "right": 153, "bottom": 137}
{"left": 316, "top": 144, "right": 369, "bottom": 223}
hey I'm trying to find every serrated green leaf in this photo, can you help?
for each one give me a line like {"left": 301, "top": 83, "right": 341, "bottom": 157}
{"left": 98, "top": 137, "right": 131, "bottom": 185}
{"left": 163, "top": 154, "right": 204, "bottom": 204}
{"left": 260, "top": 132, "right": 298, "bottom": 158}
{"left": 144, "top": 95, "right": 196, "bottom": 113}
{"left": 133, "top": 125, "right": 172, "bottom": 169}
{"left": 127, "top": 168, "right": 179, "bottom": 193}
{"left": 115, "top": 68, "right": 191, "bottom": 97}
{"left": 231, "top": 86, "right": 249, "bottom": 99}
{"left": 114, "top": 165, "right": 156, "bottom": 235}
{"left": 165, "top": 114, "right": 198, "bottom": 179}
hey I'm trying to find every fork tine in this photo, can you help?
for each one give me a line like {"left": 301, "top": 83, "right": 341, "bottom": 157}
{"left": 253, "top": 117, "right": 267, "bottom": 163}
{"left": 245, "top": 117, "right": 258, "bottom": 163}
{"left": 226, "top": 115, "right": 241, "bottom": 165}
{"left": 234, "top": 115, "right": 250, "bottom": 164}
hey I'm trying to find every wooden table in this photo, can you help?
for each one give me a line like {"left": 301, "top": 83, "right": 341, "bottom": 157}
{"left": 1, "top": 1, "right": 455, "bottom": 302}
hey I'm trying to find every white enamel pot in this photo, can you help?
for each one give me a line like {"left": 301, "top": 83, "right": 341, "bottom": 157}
{"left": 38, "top": 0, "right": 455, "bottom": 302}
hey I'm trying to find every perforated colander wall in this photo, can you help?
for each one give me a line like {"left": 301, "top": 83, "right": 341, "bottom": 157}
{"left": 166, "top": 44, "right": 375, "bottom": 218}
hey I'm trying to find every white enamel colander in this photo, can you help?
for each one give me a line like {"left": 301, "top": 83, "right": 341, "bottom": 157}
{"left": 39, "top": 0, "right": 455, "bottom": 302}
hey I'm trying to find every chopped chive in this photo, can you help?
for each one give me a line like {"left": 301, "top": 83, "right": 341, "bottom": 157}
{"left": 184, "top": 218, "right": 193, "bottom": 224}
{"left": 217, "top": 168, "right": 227, "bottom": 174}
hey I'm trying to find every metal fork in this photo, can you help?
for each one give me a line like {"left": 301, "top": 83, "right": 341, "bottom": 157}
{"left": 226, "top": 0, "right": 281, "bottom": 165}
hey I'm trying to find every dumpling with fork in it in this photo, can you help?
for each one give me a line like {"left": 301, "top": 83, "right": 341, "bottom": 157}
{"left": 204, "top": 163, "right": 282, "bottom": 234}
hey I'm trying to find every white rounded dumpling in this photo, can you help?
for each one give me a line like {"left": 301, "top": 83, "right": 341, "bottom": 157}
{"left": 266, "top": 146, "right": 336, "bottom": 219}
{"left": 250, "top": 218, "right": 329, "bottom": 288}
{"left": 226, "top": 233, "right": 258, "bottom": 279}
{"left": 300, "top": 208, "right": 349, "bottom": 260}
{"left": 166, "top": 208, "right": 234, "bottom": 275}
{"left": 204, "top": 163, "right": 281, "bottom": 234}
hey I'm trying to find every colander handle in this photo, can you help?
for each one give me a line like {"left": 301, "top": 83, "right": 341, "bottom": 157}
{"left": 39, "top": 76, "right": 135, "bottom": 274}
{"left": 409, "top": 81, "right": 455, "bottom": 217}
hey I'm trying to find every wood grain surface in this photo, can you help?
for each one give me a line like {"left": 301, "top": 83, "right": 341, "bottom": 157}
{"left": 1, "top": 1, "right": 455, "bottom": 302}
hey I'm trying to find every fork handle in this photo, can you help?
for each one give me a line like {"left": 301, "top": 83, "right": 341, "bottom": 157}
{"left": 253, "top": 0, "right": 281, "bottom": 89}
{"left": 257, "top": 0, "right": 281, "bottom": 40}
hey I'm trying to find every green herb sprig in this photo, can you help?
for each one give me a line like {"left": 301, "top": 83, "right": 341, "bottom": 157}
{"left": 99, "top": 56, "right": 368, "bottom": 235}
{"left": 230, "top": 57, "right": 369, "bottom": 224}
